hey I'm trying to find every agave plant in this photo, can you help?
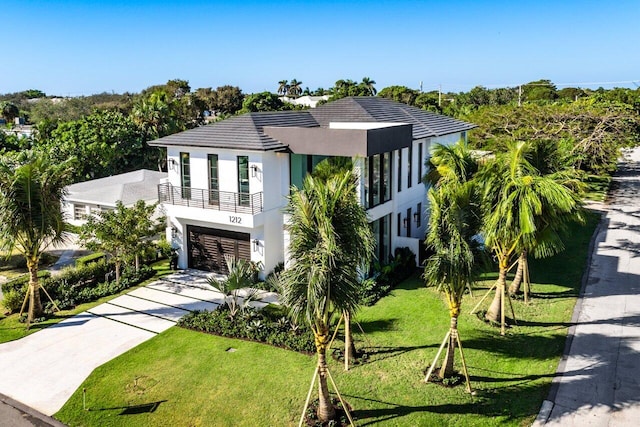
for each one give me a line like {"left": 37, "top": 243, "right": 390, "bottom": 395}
{"left": 207, "top": 255, "right": 264, "bottom": 317}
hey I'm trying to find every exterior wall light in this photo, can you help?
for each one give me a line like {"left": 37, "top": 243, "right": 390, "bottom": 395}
{"left": 403, "top": 217, "right": 408, "bottom": 228}
{"left": 171, "top": 226, "right": 178, "bottom": 238}
{"left": 413, "top": 212, "right": 419, "bottom": 223}
{"left": 168, "top": 158, "right": 178, "bottom": 171}
{"left": 250, "top": 165, "right": 258, "bottom": 177}
{"left": 253, "top": 239, "right": 260, "bottom": 252}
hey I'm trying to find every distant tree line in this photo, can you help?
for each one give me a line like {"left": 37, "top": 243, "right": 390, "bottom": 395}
{"left": 2, "top": 77, "right": 638, "bottom": 182}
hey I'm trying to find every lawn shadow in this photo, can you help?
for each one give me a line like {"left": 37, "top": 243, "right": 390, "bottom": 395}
{"left": 357, "top": 318, "right": 399, "bottom": 333}
{"left": 348, "top": 331, "right": 640, "bottom": 426}
{"left": 88, "top": 400, "right": 167, "bottom": 415}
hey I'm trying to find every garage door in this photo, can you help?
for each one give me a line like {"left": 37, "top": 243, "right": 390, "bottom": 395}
{"left": 186, "top": 225, "right": 251, "bottom": 273}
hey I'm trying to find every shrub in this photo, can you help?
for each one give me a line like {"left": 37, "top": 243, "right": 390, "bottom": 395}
{"left": 361, "top": 247, "right": 417, "bottom": 306}
{"left": 179, "top": 306, "right": 315, "bottom": 354}
{"left": 76, "top": 252, "right": 107, "bottom": 267}
{"left": 1, "top": 288, "right": 26, "bottom": 313}
{"left": 1, "top": 271, "right": 51, "bottom": 293}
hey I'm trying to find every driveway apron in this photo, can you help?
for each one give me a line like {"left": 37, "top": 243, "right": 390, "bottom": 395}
{"left": 0, "top": 271, "right": 227, "bottom": 416}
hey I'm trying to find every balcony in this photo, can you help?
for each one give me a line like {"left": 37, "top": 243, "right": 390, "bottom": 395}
{"left": 158, "top": 183, "right": 263, "bottom": 215}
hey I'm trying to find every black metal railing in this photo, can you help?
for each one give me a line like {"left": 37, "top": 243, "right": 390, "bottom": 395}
{"left": 158, "top": 183, "right": 263, "bottom": 214}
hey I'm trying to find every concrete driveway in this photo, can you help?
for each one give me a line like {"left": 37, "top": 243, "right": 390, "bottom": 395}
{"left": 535, "top": 147, "right": 640, "bottom": 426}
{"left": 0, "top": 270, "right": 277, "bottom": 416}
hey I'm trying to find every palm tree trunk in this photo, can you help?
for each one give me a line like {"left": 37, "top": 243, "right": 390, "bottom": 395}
{"left": 439, "top": 316, "right": 458, "bottom": 379}
{"left": 135, "top": 254, "right": 140, "bottom": 272}
{"left": 26, "top": 257, "right": 43, "bottom": 322}
{"left": 485, "top": 260, "right": 507, "bottom": 323}
{"left": 315, "top": 329, "right": 336, "bottom": 422}
{"left": 508, "top": 251, "right": 527, "bottom": 295}
{"left": 344, "top": 311, "right": 357, "bottom": 370}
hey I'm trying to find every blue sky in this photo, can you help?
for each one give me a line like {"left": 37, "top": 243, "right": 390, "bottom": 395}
{"left": 3, "top": 0, "right": 639, "bottom": 96}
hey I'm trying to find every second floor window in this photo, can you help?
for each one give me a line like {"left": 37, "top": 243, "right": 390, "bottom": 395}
{"left": 208, "top": 154, "right": 219, "bottom": 205}
{"left": 180, "top": 152, "right": 191, "bottom": 199}
{"left": 364, "top": 152, "right": 392, "bottom": 209}
{"left": 237, "top": 156, "right": 250, "bottom": 206}
{"left": 407, "top": 145, "right": 413, "bottom": 189}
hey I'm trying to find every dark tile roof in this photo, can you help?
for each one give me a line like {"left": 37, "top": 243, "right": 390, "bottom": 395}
{"left": 311, "top": 97, "right": 476, "bottom": 139}
{"left": 148, "top": 97, "right": 475, "bottom": 151}
{"left": 149, "top": 111, "right": 318, "bottom": 151}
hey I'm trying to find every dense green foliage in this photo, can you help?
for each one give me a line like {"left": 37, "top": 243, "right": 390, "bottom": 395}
{"left": 179, "top": 306, "right": 316, "bottom": 353}
{"left": 1, "top": 260, "right": 154, "bottom": 314}
{"left": 79, "top": 200, "right": 163, "bottom": 282}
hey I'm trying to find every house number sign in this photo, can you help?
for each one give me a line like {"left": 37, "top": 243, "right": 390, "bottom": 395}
{"left": 229, "top": 216, "right": 242, "bottom": 224}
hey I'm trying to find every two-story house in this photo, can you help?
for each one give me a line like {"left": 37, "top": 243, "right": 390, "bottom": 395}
{"left": 149, "top": 96, "right": 475, "bottom": 276}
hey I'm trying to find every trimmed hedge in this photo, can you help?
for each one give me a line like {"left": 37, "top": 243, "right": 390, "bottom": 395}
{"left": 1, "top": 270, "right": 51, "bottom": 293}
{"left": 179, "top": 306, "right": 315, "bottom": 354}
{"left": 76, "top": 252, "right": 107, "bottom": 267}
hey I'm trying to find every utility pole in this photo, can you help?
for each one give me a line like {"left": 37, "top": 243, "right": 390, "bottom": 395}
{"left": 518, "top": 85, "right": 522, "bottom": 107}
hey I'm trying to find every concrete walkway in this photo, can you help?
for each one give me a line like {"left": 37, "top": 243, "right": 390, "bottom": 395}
{"left": 0, "top": 270, "right": 277, "bottom": 416}
{"left": 535, "top": 147, "right": 640, "bottom": 426}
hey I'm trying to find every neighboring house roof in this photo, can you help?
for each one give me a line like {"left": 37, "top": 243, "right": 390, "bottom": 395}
{"left": 65, "top": 169, "right": 167, "bottom": 207}
{"left": 148, "top": 96, "right": 476, "bottom": 151}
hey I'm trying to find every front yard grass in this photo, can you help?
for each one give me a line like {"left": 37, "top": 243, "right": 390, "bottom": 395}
{"left": 0, "top": 260, "right": 173, "bottom": 344}
{"left": 55, "top": 212, "right": 599, "bottom": 426}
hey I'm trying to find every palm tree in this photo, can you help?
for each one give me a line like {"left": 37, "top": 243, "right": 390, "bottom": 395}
{"left": 423, "top": 181, "right": 481, "bottom": 390}
{"left": 288, "top": 79, "right": 303, "bottom": 98}
{"left": 279, "top": 169, "right": 373, "bottom": 424}
{"left": 0, "top": 151, "right": 74, "bottom": 323}
{"left": 423, "top": 141, "right": 481, "bottom": 389}
{"left": 476, "top": 141, "right": 582, "bottom": 334}
{"left": 361, "top": 77, "right": 377, "bottom": 96}
{"left": 424, "top": 142, "right": 479, "bottom": 187}
{"left": 507, "top": 140, "right": 584, "bottom": 297}
{"left": 277, "top": 80, "right": 289, "bottom": 96}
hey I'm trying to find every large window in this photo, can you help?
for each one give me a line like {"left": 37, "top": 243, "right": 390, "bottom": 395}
{"left": 208, "top": 154, "right": 219, "bottom": 205}
{"left": 417, "top": 142, "right": 423, "bottom": 186}
{"left": 364, "top": 152, "right": 392, "bottom": 209}
{"left": 180, "top": 152, "right": 191, "bottom": 199}
{"left": 237, "top": 156, "right": 250, "bottom": 206}
{"left": 371, "top": 214, "right": 391, "bottom": 263}
{"left": 397, "top": 149, "right": 402, "bottom": 193}
{"left": 407, "top": 145, "right": 413, "bottom": 189}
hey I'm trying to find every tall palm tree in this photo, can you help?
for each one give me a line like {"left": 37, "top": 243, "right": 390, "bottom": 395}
{"left": 277, "top": 79, "right": 289, "bottom": 96}
{"left": 508, "top": 140, "right": 584, "bottom": 297}
{"left": 288, "top": 79, "right": 303, "bottom": 98}
{"left": 279, "top": 169, "right": 373, "bottom": 423}
{"left": 478, "top": 141, "right": 582, "bottom": 334}
{"left": 0, "top": 151, "right": 74, "bottom": 323}
{"left": 423, "top": 141, "right": 481, "bottom": 388}
{"left": 361, "top": 77, "right": 377, "bottom": 96}
{"left": 423, "top": 181, "right": 481, "bottom": 389}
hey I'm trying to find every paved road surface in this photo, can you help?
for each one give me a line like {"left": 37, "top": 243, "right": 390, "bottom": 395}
{"left": 535, "top": 148, "right": 640, "bottom": 426}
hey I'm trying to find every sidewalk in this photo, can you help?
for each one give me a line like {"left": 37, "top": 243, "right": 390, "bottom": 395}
{"left": 534, "top": 148, "right": 640, "bottom": 426}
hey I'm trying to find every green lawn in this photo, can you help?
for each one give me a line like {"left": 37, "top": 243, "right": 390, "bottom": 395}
{"left": 54, "top": 213, "right": 599, "bottom": 427}
{"left": 0, "top": 260, "right": 173, "bottom": 344}
{"left": 584, "top": 174, "right": 611, "bottom": 202}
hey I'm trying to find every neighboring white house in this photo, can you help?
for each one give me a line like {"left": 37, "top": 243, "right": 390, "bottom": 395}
{"left": 280, "top": 95, "right": 330, "bottom": 108}
{"left": 149, "top": 96, "right": 475, "bottom": 276}
{"left": 63, "top": 169, "right": 167, "bottom": 226}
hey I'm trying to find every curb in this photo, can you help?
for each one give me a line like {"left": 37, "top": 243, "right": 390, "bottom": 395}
{"left": 0, "top": 393, "right": 67, "bottom": 427}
